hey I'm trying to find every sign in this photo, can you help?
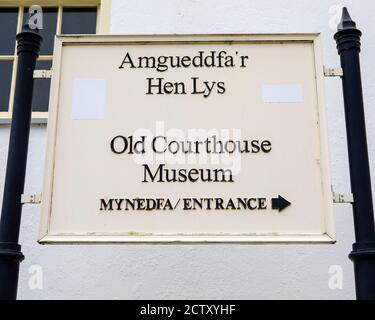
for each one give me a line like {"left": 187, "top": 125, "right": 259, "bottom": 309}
{"left": 39, "top": 34, "right": 334, "bottom": 243}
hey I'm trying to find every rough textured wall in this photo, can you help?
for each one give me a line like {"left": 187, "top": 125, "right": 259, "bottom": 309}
{"left": 1, "top": 0, "right": 375, "bottom": 299}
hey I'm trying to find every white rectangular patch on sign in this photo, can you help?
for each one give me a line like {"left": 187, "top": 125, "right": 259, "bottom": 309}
{"left": 262, "top": 84, "right": 304, "bottom": 103}
{"left": 71, "top": 78, "right": 106, "bottom": 120}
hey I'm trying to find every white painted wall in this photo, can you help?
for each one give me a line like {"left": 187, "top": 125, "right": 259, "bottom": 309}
{"left": 1, "top": 0, "right": 375, "bottom": 299}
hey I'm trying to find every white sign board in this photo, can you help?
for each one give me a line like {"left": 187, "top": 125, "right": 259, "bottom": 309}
{"left": 39, "top": 34, "right": 335, "bottom": 243}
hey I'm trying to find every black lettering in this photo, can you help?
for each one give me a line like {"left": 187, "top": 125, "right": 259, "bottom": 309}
{"left": 143, "top": 164, "right": 163, "bottom": 182}
{"left": 118, "top": 52, "right": 135, "bottom": 69}
{"left": 110, "top": 135, "right": 128, "bottom": 154}
{"left": 240, "top": 55, "right": 249, "bottom": 67}
{"left": 146, "top": 78, "right": 164, "bottom": 95}
{"left": 261, "top": 140, "right": 272, "bottom": 153}
{"left": 138, "top": 56, "right": 156, "bottom": 69}
{"left": 100, "top": 199, "right": 113, "bottom": 211}
{"left": 247, "top": 198, "right": 258, "bottom": 210}
{"left": 251, "top": 140, "right": 260, "bottom": 153}
{"left": 217, "top": 81, "right": 226, "bottom": 94}
{"left": 191, "top": 77, "right": 205, "bottom": 95}
{"left": 258, "top": 198, "right": 267, "bottom": 210}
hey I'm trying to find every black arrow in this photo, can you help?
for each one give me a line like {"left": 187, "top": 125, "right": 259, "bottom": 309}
{"left": 271, "top": 195, "right": 291, "bottom": 212}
